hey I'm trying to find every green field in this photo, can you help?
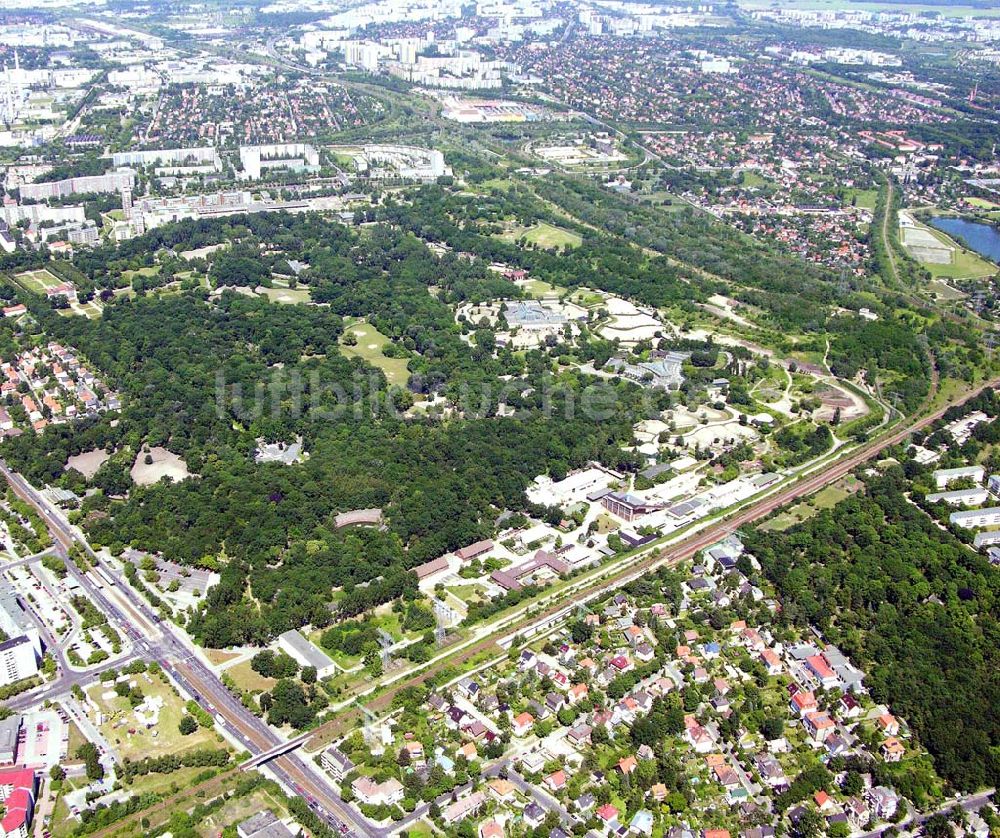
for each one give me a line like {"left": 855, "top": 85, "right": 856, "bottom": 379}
{"left": 571, "top": 288, "right": 606, "bottom": 307}
{"left": 340, "top": 321, "right": 411, "bottom": 386}
{"left": 740, "top": 171, "right": 768, "bottom": 188}
{"left": 521, "top": 278, "right": 564, "bottom": 298}
{"left": 967, "top": 197, "right": 1000, "bottom": 210}
{"left": 257, "top": 285, "right": 312, "bottom": 305}
{"left": 226, "top": 660, "right": 278, "bottom": 693}
{"left": 926, "top": 279, "right": 967, "bottom": 301}
{"left": 500, "top": 222, "right": 582, "bottom": 250}
{"left": 844, "top": 188, "right": 878, "bottom": 211}
{"left": 761, "top": 475, "right": 861, "bottom": 531}
{"left": 15, "top": 268, "right": 62, "bottom": 293}
{"left": 87, "top": 673, "right": 223, "bottom": 762}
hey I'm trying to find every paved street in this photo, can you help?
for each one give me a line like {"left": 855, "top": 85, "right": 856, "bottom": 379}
{"left": 0, "top": 460, "right": 376, "bottom": 838}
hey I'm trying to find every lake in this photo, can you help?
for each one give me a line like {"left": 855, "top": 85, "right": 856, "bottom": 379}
{"left": 929, "top": 216, "right": 1000, "bottom": 265}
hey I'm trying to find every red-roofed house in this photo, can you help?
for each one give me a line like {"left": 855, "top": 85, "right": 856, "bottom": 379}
{"left": 545, "top": 769, "right": 567, "bottom": 792}
{"left": 805, "top": 654, "right": 839, "bottom": 688}
{"left": 480, "top": 820, "right": 504, "bottom": 838}
{"left": 804, "top": 712, "right": 836, "bottom": 744}
{"left": 760, "top": 649, "right": 782, "bottom": 675}
{"left": 609, "top": 654, "right": 633, "bottom": 673}
{"left": 790, "top": 690, "right": 817, "bottom": 717}
{"left": 597, "top": 803, "right": 620, "bottom": 831}
{"left": 456, "top": 540, "right": 493, "bottom": 561}
{"left": 512, "top": 711, "right": 534, "bottom": 737}
{"left": 877, "top": 714, "right": 899, "bottom": 736}
{"left": 0, "top": 768, "right": 36, "bottom": 838}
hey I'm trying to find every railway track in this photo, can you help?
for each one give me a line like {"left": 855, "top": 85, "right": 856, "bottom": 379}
{"left": 302, "top": 367, "right": 994, "bottom": 744}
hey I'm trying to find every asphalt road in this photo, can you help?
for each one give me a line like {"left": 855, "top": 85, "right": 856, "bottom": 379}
{"left": 859, "top": 790, "right": 995, "bottom": 838}
{"left": 0, "top": 461, "right": 375, "bottom": 838}
{"left": 3, "top": 373, "right": 998, "bottom": 836}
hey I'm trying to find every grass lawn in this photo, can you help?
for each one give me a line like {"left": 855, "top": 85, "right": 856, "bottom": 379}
{"left": 448, "top": 584, "right": 486, "bottom": 605}
{"left": 927, "top": 246, "right": 997, "bottom": 280}
{"left": 844, "top": 188, "right": 878, "bottom": 210}
{"left": 521, "top": 278, "right": 563, "bottom": 298}
{"left": 926, "top": 279, "right": 967, "bottom": 301}
{"left": 15, "top": 268, "right": 62, "bottom": 294}
{"left": 226, "top": 660, "right": 277, "bottom": 693}
{"left": 479, "top": 177, "right": 516, "bottom": 192}
{"left": 340, "top": 321, "right": 411, "bottom": 386}
{"left": 811, "top": 484, "right": 849, "bottom": 510}
{"left": 499, "top": 221, "right": 582, "bottom": 250}
{"left": 759, "top": 505, "right": 814, "bottom": 532}
{"left": 124, "top": 763, "right": 226, "bottom": 798}
{"left": 87, "top": 673, "right": 224, "bottom": 761}
{"left": 123, "top": 266, "right": 161, "bottom": 281}
{"left": 369, "top": 610, "right": 404, "bottom": 642}
{"left": 63, "top": 713, "right": 87, "bottom": 757}
{"left": 571, "top": 288, "right": 605, "bottom": 307}
{"left": 967, "top": 197, "right": 1000, "bottom": 210}
{"left": 762, "top": 475, "right": 861, "bottom": 530}
{"left": 72, "top": 301, "right": 103, "bottom": 319}
{"left": 51, "top": 777, "right": 87, "bottom": 837}
{"left": 257, "top": 285, "right": 312, "bottom": 305}
{"left": 593, "top": 512, "right": 620, "bottom": 534}
{"left": 741, "top": 171, "right": 768, "bottom": 188}
{"left": 402, "top": 820, "right": 435, "bottom": 838}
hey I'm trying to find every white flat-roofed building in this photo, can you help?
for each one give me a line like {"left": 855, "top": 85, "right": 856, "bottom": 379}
{"left": 0, "top": 587, "right": 41, "bottom": 660}
{"left": 112, "top": 147, "right": 221, "bottom": 170}
{"left": 276, "top": 629, "right": 336, "bottom": 679}
{"left": 20, "top": 170, "right": 135, "bottom": 201}
{"left": 926, "top": 487, "right": 988, "bottom": 507}
{"left": 950, "top": 507, "right": 1000, "bottom": 529}
{"left": 973, "top": 530, "right": 1000, "bottom": 549}
{"left": 946, "top": 411, "right": 988, "bottom": 445}
{"left": 0, "top": 637, "right": 38, "bottom": 686}
{"left": 526, "top": 465, "right": 619, "bottom": 508}
{"left": 239, "top": 144, "right": 319, "bottom": 180}
{"left": 933, "top": 465, "right": 984, "bottom": 489}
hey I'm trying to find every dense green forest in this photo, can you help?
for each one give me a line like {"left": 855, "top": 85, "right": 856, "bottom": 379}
{"left": 380, "top": 184, "right": 946, "bottom": 412}
{"left": 1, "top": 212, "right": 663, "bottom": 646}
{"left": 744, "top": 470, "right": 1000, "bottom": 792}
{"left": 0, "top": 201, "right": 979, "bottom": 646}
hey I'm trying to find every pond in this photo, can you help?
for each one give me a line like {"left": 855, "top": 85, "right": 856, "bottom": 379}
{"left": 929, "top": 216, "right": 1000, "bottom": 264}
